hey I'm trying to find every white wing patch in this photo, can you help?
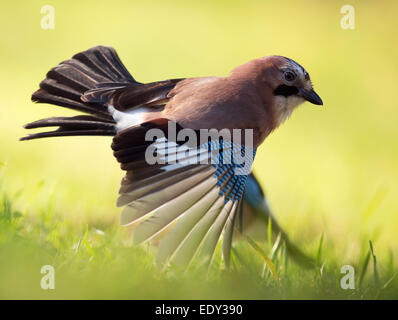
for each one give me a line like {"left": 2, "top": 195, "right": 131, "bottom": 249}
{"left": 108, "top": 105, "right": 150, "bottom": 132}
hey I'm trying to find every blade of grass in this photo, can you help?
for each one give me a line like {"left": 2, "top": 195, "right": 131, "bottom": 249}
{"left": 316, "top": 232, "right": 324, "bottom": 266}
{"left": 230, "top": 247, "right": 238, "bottom": 272}
{"left": 382, "top": 272, "right": 397, "bottom": 290}
{"left": 358, "top": 250, "right": 370, "bottom": 288}
{"left": 369, "top": 240, "right": 379, "bottom": 287}
{"left": 239, "top": 231, "right": 279, "bottom": 281}
{"left": 267, "top": 215, "right": 272, "bottom": 246}
{"left": 81, "top": 225, "right": 95, "bottom": 259}
{"left": 271, "top": 232, "right": 282, "bottom": 259}
{"left": 388, "top": 248, "right": 394, "bottom": 275}
{"left": 283, "top": 241, "right": 288, "bottom": 278}
{"left": 231, "top": 247, "right": 249, "bottom": 270}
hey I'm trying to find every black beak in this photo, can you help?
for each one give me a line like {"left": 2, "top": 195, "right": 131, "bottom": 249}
{"left": 298, "top": 88, "right": 323, "bottom": 105}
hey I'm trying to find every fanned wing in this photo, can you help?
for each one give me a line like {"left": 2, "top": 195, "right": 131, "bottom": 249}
{"left": 112, "top": 119, "right": 256, "bottom": 267}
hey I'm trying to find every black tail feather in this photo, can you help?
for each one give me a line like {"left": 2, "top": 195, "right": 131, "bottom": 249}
{"left": 24, "top": 115, "right": 115, "bottom": 129}
{"left": 20, "top": 128, "right": 116, "bottom": 141}
{"left": 25, "top": 46, "right": 137, "bottom": 140}
{"left": 21, "top": 115, "right": 116, "bottom": 141}
{"left": 24, "top": 46, "right": 184, "bottom": 141}
{"left": 31, "top": 89, "right": 113, "bottom": 121}
{"left": 31, "top": 46, "right": 137, "bottom": 119}
{"left": 71, "top": 46, "right": 136, "bottom": 83}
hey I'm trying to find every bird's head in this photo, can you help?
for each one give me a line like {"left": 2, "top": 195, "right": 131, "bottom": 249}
{"left": 231, "top": 55, "right": 323, "bottom": 128}
{"left": 264, "top": 55, "right": 323, "bottom": 125}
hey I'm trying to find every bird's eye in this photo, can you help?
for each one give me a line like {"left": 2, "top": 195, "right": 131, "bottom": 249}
{"left": 284, "top": 71, "right": 296, "bottom": 82}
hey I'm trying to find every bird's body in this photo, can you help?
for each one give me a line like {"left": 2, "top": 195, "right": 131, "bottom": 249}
{"left": 22, "top": 46, "right": 322, "bottom": 268}
{"left": 165, "top": 76, "right": 270, "bottom": 146}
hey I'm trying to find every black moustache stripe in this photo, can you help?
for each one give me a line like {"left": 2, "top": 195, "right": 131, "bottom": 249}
{"left": 273, "top": 85, "right": 299, "bottom": 97}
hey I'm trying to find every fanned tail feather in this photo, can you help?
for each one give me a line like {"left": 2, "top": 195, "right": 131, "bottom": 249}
{"left": 32, "top": 46, "right": 137, "bottom": 119}
{"left": 21, "top": 115, "right": 116, "bottom": 140}
{"left": 22, "top": 46, "right": 138, "bottom": 140}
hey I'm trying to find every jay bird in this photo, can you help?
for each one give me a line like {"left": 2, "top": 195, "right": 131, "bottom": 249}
{"left": 21, "top": 46, "right": 322, "bottom": 268}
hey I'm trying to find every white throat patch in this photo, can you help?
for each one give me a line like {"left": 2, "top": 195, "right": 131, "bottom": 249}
{"left": 273, "top": 95, "right": 305, "bottom": 126}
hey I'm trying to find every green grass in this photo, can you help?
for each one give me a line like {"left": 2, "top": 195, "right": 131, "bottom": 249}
{"left": 1, "top": 177, "right": 397, "bottom": 299}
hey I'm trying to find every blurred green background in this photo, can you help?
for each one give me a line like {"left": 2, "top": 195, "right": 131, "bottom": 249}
{"left": 0, "top": 0, "right": 397, "bottom": 299}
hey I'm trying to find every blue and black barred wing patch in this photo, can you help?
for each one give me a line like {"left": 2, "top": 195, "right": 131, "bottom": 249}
{"left": 208, "top": 139, "right": 256, "bottom": 202}
{"left": 111, "top": 121, "right": 257, "bottom": 267}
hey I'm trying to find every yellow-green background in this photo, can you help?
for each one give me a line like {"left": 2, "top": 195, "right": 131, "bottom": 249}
{"left": 1, "top": 0, "right": 397, "bottom": 283}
